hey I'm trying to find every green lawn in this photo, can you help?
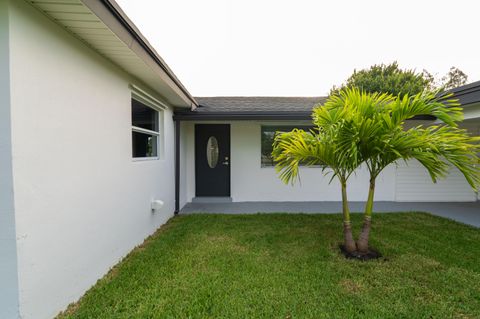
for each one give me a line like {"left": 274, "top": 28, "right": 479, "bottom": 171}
{"left": 59, "top": 213, "right": 480, "bottom": 319}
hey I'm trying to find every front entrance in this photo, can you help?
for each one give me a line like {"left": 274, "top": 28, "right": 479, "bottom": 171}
{"left": 195, "top": 124, "right": 231, "bottom": 197}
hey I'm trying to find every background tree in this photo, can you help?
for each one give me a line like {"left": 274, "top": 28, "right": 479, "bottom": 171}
{"left": 331, "top": 62, "right": 468, "bottom": 97}
{"left": 330, "top": 62, "right": 430, "bottom": 97}
{"left": 440, "top": 67, "right": 468, "bottom": 90}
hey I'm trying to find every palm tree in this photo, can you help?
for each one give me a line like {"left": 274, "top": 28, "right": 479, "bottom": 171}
{"left": 272, "top": 125, "right": 361, "bottom": 253}
{"left": 273, "top": 91, "right": 394, "bottom": 253}
{"left": 319, "top": 88, "right": 480, "bottom": 253}
{"left": 338, "top": 89, "right": 480, "bottom": 253}
{"left": 356, "top": 124, "right": 479, "bottom": 252}
{"left": 273, "top": 88, "right": 480, "bottom": 256}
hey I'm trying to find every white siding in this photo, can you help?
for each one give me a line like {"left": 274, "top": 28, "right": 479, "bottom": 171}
{"left": 395, "top": 122, "right": 480, "bottom": 202}
{"left": 395, "top": 160, "right": 476, "bottom": 202}
{"left": 9, "top": 1, "right": 175, "bottom": 318}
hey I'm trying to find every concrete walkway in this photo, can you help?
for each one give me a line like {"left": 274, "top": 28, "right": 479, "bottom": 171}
{"left": 180, "top": 201, "right": 480, "bottom": 227}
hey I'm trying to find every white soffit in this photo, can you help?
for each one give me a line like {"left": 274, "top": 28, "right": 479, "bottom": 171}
{"left": 27, "top": 0, "right": 195, "bottom": 109}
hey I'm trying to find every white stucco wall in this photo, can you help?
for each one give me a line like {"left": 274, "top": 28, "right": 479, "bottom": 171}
{"left": 184, "top": 122, "right": 196, "bottom": 203}
{"left": 182, "top": 121, "right": 396, "bottom": 202}
{"left": 230, "top": 122, "right": 396, "bottom": 202}
{"left": 182, "top": 120, "right": 479, "bottom": 204}
{"left": 0, "top": 0, "right": 20, "bottom": 317}
{"left": 179, "top": 121, "right": 190, "bottom": 209}
{"left": 8, "top": 1, "right": 176, "bottom": 318}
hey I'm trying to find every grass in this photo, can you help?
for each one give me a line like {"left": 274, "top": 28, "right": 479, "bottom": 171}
{"left": 58, "top": 213, "right": 480, "bottom": 319}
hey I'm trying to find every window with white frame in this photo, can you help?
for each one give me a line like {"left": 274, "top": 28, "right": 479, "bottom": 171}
{"left": 130, "top": 86, "right": 165, "bottom": 159}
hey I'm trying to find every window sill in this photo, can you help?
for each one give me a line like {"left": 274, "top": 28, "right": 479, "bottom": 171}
{"left": 132, "top": 157, "right": 160, "bottom": 162}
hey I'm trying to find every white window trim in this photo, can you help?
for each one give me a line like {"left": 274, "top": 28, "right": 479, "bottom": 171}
{"left": 131, "top": 85, "right": 166, "bottom": 160}
{"left": 132, "top": 126, "right": 160, "bottom": 136}
{"left": 130, "top": 84, "right": 168, "bottom": 111}
{"left": 132, "top": 156, "right": 160, "bottom": 162}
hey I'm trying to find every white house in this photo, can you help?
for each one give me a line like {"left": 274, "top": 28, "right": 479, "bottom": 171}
{"left": 0, "top": 0, "right": 196, "bottom": 318}
{"left": 176, "top": 94, "right": 480, "bottom": 205}
{"left": 0, "top": 0, "right": 479, "bottom": 318}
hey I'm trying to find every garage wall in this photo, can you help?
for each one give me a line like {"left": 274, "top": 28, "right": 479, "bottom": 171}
{"left": 395, "top": 160, "right": 477, "bottom": 202}
{"left": 9, "top": 1, "right": 175, "bottom": 318}
{"left": 395, "top": 122, "right": 479, "bottom": 202}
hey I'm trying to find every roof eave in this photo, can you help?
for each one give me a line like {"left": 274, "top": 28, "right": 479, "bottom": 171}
{"left": 173, "top": 111, "right": 439, "bottom": 122}
{"left": 445, "top": 80, "right": 480, "bottom": 107}
{"left": 81, "top": 0, "right": 197, "bottom": 109}
{"left": 173, "top": 111, "right": 313, "bottom": 121}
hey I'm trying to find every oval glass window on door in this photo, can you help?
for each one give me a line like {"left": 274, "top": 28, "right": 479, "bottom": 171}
{"left": 206, "top": 136, "right": 219, "bottom": 168}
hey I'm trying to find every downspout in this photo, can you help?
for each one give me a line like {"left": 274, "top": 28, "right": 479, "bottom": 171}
{"left": 174, "top": 119, "right": 180, "bottom": 214}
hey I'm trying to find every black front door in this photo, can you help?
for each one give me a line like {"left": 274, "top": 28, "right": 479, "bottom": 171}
{"left": 195, "top": 124, "right": 230, "bottom": 197}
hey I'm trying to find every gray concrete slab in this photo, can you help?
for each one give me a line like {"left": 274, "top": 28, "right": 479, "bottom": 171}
{"left": 180, "top": 201, "right": 480, "bottom": 227}
{"left": 191, "top": 197, "right": 232, "bottom": 203}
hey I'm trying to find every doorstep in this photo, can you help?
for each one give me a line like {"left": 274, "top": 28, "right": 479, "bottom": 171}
{"left": 191, "top": 197, "right": 233, "bottom": 203}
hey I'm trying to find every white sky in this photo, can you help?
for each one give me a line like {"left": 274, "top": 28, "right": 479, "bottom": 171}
{"left": 116, "top": 0, "right": 480, "bottom": 97}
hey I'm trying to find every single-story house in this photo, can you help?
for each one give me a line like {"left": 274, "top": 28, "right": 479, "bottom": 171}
{"left": 0, "top": 0, "right": 478, "bottom": 318}
{"left": 175, "top": 94, "right": 480, "bottom": 205}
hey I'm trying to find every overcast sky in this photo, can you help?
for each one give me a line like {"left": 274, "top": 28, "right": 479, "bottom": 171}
{"left": 116, "top": 0, "right": 480, "bottom": 97}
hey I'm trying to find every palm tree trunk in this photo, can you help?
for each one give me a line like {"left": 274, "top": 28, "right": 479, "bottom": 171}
{"left": 341, "top": 181, "right": 356, "bottom": 253}
{"left": 357, "top": 178, "right": 375, "bottom": 253}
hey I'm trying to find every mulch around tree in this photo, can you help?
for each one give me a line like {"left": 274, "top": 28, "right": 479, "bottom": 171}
{"left": 339, "top": 244, "right": 383, "bottom": 261}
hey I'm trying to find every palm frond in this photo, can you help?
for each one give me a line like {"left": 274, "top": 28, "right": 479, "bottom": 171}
{"left": 274, "top": 86, "right": 480, "bottom": 193}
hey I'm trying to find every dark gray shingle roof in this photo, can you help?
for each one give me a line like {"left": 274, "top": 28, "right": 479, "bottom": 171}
{"left": 194, "top": 96, "right": 327, "bottom": 113}
{"left": 448, "top": 80, "right": 480, "bottom": 106}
